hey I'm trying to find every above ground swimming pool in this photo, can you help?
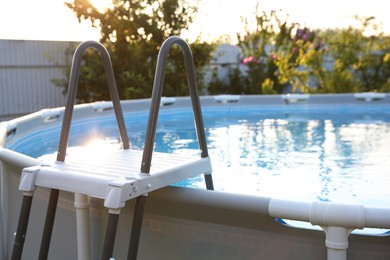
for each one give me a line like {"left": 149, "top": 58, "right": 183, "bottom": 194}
{"left": 2, "top": 94, "right": 390, "bottom": 260}
{"left": 4, "top": 94, "right": 390, "bottom": 209}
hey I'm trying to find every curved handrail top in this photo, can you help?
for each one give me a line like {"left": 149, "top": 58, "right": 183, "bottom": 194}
{"left": 141, "top": 36, "right": 208, "bottom": 173}
{"left": 57, "top": 41, "right": 129, "bottom": 162}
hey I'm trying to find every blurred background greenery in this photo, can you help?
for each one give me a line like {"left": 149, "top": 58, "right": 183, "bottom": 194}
{"left": 54, "top": 0, "right": 390, "bottom": 102}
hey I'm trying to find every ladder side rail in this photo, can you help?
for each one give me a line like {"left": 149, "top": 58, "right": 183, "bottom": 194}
{"left": 39, "top": 41, "right": 129, "bottom": 260}
{"left": 182, "top": 42, "right": 208, "bottom": 159}
{"left": 57, "top": 41, "right": 130, "bottom": 162}
{"left": 141, "top": 36, "right": 210, "bottom": 173}
{"left": 131, "top": 36, "right": 214, "bottom": 260}
{"left": 181, "top": 40, "right": 214, "bottom": 190}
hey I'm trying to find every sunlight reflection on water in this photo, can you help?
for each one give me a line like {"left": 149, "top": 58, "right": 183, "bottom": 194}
{"left": 170, "top": 107, "right": 390, "bottom": 207}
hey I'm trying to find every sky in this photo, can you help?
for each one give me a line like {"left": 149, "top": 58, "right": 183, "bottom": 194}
{"left": 0, "top": 0, "right": 389, "bottom": 42}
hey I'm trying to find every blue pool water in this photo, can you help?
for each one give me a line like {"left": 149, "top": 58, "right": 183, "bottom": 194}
{"left": 8, "top": 104, "right": 390, "bottom": 207}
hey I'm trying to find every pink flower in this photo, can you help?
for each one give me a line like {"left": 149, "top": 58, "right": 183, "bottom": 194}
{"left": 242, "top": 56, "right": 255, "bottom": 64}
{"left": 271, "top": 53, "right": 278, "bottom": 60}
{"left": 292, "top": 47, "right": 298, "bottom": 55}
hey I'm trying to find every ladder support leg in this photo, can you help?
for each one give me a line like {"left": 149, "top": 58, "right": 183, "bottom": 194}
{"left": 127, "top": 195, "right": 147, "bottom": 260}
{"left": 38, "top": 189, "right": 59, "bottom": 260}
{"left": 11, "top": 193, "right": 34, "bottom": 260}
{"left": 204, "top": 174, "right": 214, "bottom": 190}
{"left": 101, "top": 209, "right": 120, "bottom": 260}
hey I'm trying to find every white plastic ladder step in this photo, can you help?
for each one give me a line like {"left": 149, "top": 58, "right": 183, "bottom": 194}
{"left": 19, "top": 146, "right": 212, "bottom": 209}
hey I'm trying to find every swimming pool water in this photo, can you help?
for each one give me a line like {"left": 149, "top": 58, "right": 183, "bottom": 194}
{"left": 8, "top": 104, "right": 390, "bottom": 207}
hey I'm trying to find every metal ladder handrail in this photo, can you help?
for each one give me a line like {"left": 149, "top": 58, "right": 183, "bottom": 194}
{"left": 127, "top": 36, "right": 214, "bottom": 260}
{"left": 25, "top": 41, "right": 130, "bottom": 260}
{"left": 57, "top": 41, "right": 130, "bottom": 162}
{"left": 141, "top": 36, "right": 212, "bottom": 183}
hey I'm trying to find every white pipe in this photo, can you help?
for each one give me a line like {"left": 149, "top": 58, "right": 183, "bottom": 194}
{"left": 269, "top": 198, "right": 390, "bottom": 260}
{"left": 0, "top": 149, "right": 41, "bottom": 260}
{"left": 0, "top": 148, "right": 41, "bottom": 168}
{"left": 74, "top": 193, "right": 91, "bottom": 260}
{"left": 327, "top": 247, "right": 347, "bottom": 260}
{"left": 268, "top": 198, "right": 311, "bottom": 222}
{"left": 322, "top": 226, "right": 352, "bottom": 260}
{"left": 364, "top": 206, "right": 390, "bottom": 228}
{"left": 310, "top": 201, "right": 365, "bottom": 229}
{"left": 268, "top": 198, "right": 390, "bottom": 229}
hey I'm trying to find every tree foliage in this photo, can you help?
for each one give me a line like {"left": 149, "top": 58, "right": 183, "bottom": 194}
{"left": 211, "top": 9, "right": 390, "bottom": 94}
{"left": 318, "top": 17, "right": 390, "bottom": 93}
{"left": 219, "top": 9, "right": 326, "bottom": 94}
{"left": 238, "top": 11, "right": 323, "bottom": 94}
{"left": 57, "top": 0, "right": 214, "bottom": 102}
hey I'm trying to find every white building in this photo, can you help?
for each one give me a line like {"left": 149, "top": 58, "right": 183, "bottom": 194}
{"left": 0, "top": 40, "right": 76, "bottom": 120}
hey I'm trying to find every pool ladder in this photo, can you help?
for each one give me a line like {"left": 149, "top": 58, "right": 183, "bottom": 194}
{"left": 11, "top": 37, "right": 214, "bottom": 260}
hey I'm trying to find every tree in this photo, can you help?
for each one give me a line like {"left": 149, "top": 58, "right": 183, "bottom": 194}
{"left": 215, "top": 9, "right": 390, "bottom": 95}
{"left": 57, "top": 0, "right": 214, "bottom": 102}
{"left": 234, "top": 9, "right": 326, "bottom": 94}
{"left": 317, "top": 16, "right": 390, "bottom": 93}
